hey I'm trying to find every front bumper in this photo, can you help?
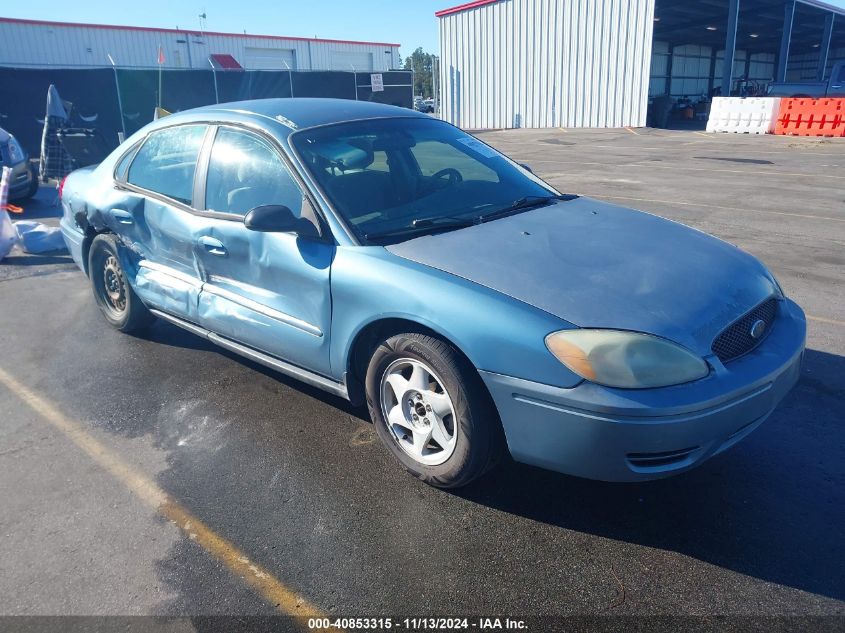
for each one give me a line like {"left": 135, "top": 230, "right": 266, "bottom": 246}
{"left": 481, "top": 298, "right": 806, "bottom": 482}
{"left": 7, "top": 161, "right": 36, "bottom": 199}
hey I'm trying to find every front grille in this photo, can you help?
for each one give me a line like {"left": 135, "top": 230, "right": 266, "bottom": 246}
{"left": 712, "top": 297, "right": 778, "bottom": 363}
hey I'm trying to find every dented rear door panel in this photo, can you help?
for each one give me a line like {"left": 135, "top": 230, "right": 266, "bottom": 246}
{"left": 127, "top": 198, "right": 206, "bottom": 322}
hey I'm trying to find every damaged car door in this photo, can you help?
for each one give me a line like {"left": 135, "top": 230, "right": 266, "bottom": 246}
{"left": 192, "top": 125, "right": 334, "bottom": 375}
{"left": 121, "top": 124, "right": 209, "bottom": 321}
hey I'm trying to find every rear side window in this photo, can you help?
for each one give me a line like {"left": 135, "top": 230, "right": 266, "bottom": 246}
{"left": 114, "top": 143, "right": 139, "bottom": 181}
{"left": 205, "top": 127, "right": 303, "bottom": 217}
{"left": 127, "top": 125, "right": 206, "bottom": 205}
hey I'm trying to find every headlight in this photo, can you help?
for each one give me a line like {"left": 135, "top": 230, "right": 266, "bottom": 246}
{"left": 767, "top": 270, "right": 785, "bottom": 297}
{"left": 545, "top": 329, "right": 709, "bottom": 389}
{"left": 8, "top": 136, "right": 25, "bottom": 164}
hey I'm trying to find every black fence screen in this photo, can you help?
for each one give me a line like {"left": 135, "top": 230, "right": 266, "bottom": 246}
{"left": 0, "top": 67, "right": 413, "bottom": 157}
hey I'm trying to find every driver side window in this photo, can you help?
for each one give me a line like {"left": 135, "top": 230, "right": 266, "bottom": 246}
{"left": 205, "top": 128, "right": 304, "bottom": 218}
{"left": 410, "top": 140, "right": 499, "bottom": 182}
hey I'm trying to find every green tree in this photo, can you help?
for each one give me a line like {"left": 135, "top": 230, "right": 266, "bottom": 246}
{"left": 403, "top": 47, "right": 434, "bottom": 98}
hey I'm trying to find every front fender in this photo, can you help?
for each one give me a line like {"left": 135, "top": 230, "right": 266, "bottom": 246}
{"left": 329, "top": 246, "right": 582, "bottom": 388}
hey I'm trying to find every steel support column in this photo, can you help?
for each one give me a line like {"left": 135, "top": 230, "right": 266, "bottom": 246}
{"left": 817, "top": 13, "right": 835, "bottom": 82}
{"left": 777, "top": 1, "right": 796, "bottom": 82}
{"left": 709, "top": 48, "right": 718, "bottom": 96}
{"left": 721, "top": 0, "right": 741, "bottom": 97}
{"left": 667, "top": 44, "right": 675, "bottom": 95}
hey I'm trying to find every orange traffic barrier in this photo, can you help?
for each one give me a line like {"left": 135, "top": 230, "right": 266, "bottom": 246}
{"left": 774, "top": 98, "right": 845, "bottom": 137}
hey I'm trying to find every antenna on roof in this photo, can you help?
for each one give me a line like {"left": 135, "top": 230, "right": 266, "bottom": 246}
{"left": 198, "top": 11, "right": 207, "bottom": 35}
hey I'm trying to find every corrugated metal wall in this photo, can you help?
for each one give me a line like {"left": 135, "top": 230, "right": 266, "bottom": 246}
{"left": 0, "top": 19, "right": 401, "bottom": 71}
{"left": 438, "top": 0, "right": 655, "bottom": 129}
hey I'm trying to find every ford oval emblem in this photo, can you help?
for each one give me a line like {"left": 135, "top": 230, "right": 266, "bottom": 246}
{"left": 750, "top": 319, "right": 767, "bottom": 340}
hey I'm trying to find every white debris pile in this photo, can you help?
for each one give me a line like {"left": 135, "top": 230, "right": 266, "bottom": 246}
{"left": 13, "top": 220, "right": 66, "bottom": 254}
{"left": 1, "top": 165, "right": 67, "bottom": 259}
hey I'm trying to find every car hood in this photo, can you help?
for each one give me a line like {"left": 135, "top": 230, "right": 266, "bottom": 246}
{"left": 385, "top": 198, "right": 778, "bottom": 357}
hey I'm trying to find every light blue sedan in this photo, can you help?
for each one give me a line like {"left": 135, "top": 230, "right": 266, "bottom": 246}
{"left": 59, "top": 99, "right": 806, "bottom": 488}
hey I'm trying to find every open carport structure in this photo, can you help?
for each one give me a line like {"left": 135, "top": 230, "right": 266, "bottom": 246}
{"left": 652, "top": 0, "right": 845, "bottom": 100}
{"left": 436, "top": 0, "right": 845, "bottom": 129}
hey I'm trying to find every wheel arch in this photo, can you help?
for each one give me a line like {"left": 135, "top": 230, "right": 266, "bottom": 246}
{"left": 345, "top": 316, "right": 483, "bottom": 407}
{"left": 80, "top": 227, "right": 115, "bottom": 277}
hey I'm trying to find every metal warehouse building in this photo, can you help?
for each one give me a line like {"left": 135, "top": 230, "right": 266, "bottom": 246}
{"left": 0, "top": 17, "right": 401, "bottom": 71}
{"left": 437, "top": 0, "right": 845, "bottom": 129}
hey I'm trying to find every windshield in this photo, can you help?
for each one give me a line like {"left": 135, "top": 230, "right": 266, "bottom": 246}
{"left": 291, "top": 117, "right": 560, "bottom": 244}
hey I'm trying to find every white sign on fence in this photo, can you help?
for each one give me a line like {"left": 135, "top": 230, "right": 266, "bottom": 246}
{"left": 370, "top": 73, "right": 384, "bottom": 92}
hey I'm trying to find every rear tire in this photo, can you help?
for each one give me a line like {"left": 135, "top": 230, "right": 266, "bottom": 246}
{"left": 88, "top": 233, "right": 154, "bottom": 333}
{"left": 365, "top": 332, "right": 503, "bottom": 488}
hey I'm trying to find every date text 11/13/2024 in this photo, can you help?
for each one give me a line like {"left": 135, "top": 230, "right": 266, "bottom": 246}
{"left": 307, "top": 617, "right": 528, "bottom": 630}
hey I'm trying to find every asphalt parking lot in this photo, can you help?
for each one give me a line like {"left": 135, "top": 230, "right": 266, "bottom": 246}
{"left": 1, "top": 128, "right": 843, "bottom": 626}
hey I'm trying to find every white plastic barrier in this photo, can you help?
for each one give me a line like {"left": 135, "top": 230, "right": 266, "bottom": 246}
{"left": 706, "top": 97, "right": 781, "bottom": 135}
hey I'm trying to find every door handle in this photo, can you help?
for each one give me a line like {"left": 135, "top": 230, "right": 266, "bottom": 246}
{"left": 198, "top": 235, "right": 227, "bottom": 256}
{"left": 111, "top": 209, "right": 134, "bottom": 225}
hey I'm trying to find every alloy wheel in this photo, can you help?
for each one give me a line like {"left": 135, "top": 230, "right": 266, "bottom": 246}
{"left": 380, "top": 358, "right": 458, "bottom": 466}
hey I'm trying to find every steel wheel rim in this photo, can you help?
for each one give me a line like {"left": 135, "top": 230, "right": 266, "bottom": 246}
{"left": 380, "top": 358, "right": 458, "bottom": 466}
{"left": 100, "top": 254, "right": 127, "bottom": 316}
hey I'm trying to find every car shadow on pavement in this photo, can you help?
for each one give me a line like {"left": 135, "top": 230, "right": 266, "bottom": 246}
{"left": 109, "top": 315, "right": 844, "bottom": 606}
{"left": 1, "top": 252, "right": 72, "bottom": 266}
{"left": 453, "top": 347, "right": 845, "bottom": 603}
{"left": 142, "top": 319, "right": 370, "bottom": 422}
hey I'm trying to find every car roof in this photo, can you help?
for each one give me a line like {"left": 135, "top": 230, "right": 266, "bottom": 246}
{"left": 189, "top": 98, "right": 429, "bottom": 131}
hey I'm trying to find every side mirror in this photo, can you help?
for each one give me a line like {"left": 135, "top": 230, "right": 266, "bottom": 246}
{"left": 519, "top": 163, "right": 534, "bottom": 174}
{"left": 244, "top": 204, "right": 320, "bottom": 238}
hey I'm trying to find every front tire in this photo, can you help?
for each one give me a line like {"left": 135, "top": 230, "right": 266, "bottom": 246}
{"left": 88, "top": 233, "right": 154, "bottom": 333}
{"left": 10, "top": 167, "right": 39, "bottom": 202}
{"left": 365, "top": 333, "right": 503, "bottom": 488}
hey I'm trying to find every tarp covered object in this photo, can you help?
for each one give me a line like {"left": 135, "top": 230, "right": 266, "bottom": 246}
{"left": 14, "top": 220, "right": 67, "bottom": 254}
{"left": 39, "top": 84, "right": 76, "bottom": 181}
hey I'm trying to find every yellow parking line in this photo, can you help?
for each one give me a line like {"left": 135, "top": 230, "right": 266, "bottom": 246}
{"left": 0, "top": 367, "right": 329, "bottom": 626}
{"left": 808, "top": 315, "right": 845, "bottom": 327}
{"left": 624, "top": 127, "right": 639, "bottom": 135}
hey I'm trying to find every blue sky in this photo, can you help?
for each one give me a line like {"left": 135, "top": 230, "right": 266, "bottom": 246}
{"left": 3, "top": 0, "right": 459, "bottom": 60}
{"left": 4, "top": 0, "right": 845, "bottom": 61}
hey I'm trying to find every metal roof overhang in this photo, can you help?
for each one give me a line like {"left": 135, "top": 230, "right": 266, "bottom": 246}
{"left": 436, "top": 0, "right": 845, "bottom": 22}
{"left": 436, "top": 0, "right": 844, "bottom": 55}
